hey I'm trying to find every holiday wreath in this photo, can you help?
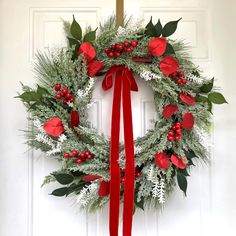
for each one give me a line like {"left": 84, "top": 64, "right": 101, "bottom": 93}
{"left": 18, "top": 16, "right": 227, "bottom": 235}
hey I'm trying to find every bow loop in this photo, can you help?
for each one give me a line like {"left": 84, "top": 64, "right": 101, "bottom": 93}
{"left": 102, "top": 65, "right": 138, "bottom": 92}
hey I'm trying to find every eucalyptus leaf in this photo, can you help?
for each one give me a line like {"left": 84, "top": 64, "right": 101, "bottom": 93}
{"left": 162, "top": 18, "right": 182, "bottom": 37}
{"left": 177, "top": 172, "right": 187, "bottom": 196}
{"left": 37, "top": 85, "right": 49, "bottom": 96}
{"left": 154, "top": 19, "right": 162, "bottom": 37}
{"left": 165, "top": 43, "right": 175, "bottom": 55}
{"left": 17, "top": 91, "right": 41, "bottom": 102}
{"left": 208, "top": 92, "right": 228, "bottom": 104}
{"left": 52, "top": 173, "right": 74, "bottom": 185}
{"left": 67, "top": 37, "right": 79, "bottom": 47}
{"left": 51, "top": 187, "right": 68, "bottom": 197}
{"left": 83, "top": 28, "right": 97, "bottom": 42}
{"left": 70, "top": 15, "right": 82, "bottom": 40}
{"left": 200, "top": 78, "right": 214, "bottom": 93}
{"left": 145, "top": 17, "right": 156, "bottom": 37}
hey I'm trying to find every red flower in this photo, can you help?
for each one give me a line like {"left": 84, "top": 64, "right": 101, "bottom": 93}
{"left": 148, "top": 37, "right": 167, "bottom": 57}
{"left": 78, "top": 42, "right": 96, "bottom": 63}
{"left": 160, "top": 56, "right": 179, "bottom": 75}
{"left": 98, "top": 181, "right": 110, "bottom": 197}
{"left": 87, "top": 60, "right": 104, "bottom": 76}
{"left": 155, "top": 152, "right": 170, "bottom": 170}
{"left": 82, "top": 175, "right": 102, "bottom": 182}
{"left": 162, "top": 104, "right": 178, "bottom": 118}
{"left": 171, "top": 154, "right": 188, "bottom": 169}
{"left": 182, "top": 112, "right": 194, "bottom": 130}
{"left": 43, "top": 117, "right": 64, "bottom": 137}
{"left": 180, "top": 92, "right": 196, "bottom": 105}
{"left": 77, "top": 42, "right": 104, "bottom": 76}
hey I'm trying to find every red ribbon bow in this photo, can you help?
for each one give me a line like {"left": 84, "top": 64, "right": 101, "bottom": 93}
{"left": 102, "top": 65, "right": 138, "bottom": 236}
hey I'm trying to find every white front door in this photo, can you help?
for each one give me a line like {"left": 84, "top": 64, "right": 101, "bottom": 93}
{"left": 0, "top": 0, "right": 235, "bottom": 235}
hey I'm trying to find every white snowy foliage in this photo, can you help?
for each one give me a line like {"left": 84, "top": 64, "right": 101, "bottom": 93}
{"left": 140, "top": 70, "right": 161, "bottom": 81}
{"left": 77, "top": 77, "right": 95, "bottom": 98}
{"left": 76, "top": 183, "right": 98, "bottom": 207}
{"left": 152, "top": 178, "right": 166, "bottom": 204}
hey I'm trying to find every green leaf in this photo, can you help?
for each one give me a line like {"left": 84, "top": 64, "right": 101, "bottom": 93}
{"left": 83, "top": 28, "right": 97, "bottom": 42}
{"left": 154, "top": 19, "right": 162, "bottom": 37}
{"left": 66, "top": 183, "right": 84, "bottom": 196}
{"left": 200, "top": 78, "right": 214, "bottom": 93}
{"left": 37, "top": 85, "right": 49, "bottom": 96}
{"left": 196, "top": 95, "right": 213, "bottom": 113}
{"left": 17, "top": 91, "right": 41, "bottom": 102}
{"left": 70, "top": 15, "right": 82, "bottom": 40}
{"left": 51, "top": 187, "right": 68, "bottom": 197}
{"left": 179, "top": 168, "right": 190, "bottom": 176}
{"left": 52, "top": 173, "right": 74, "bottom": 185}
{"left": 177, "top": 172, "right": 187, "bottom": 196}
{"left": 165, "top": 43, "right": 175, "bottom": 55}
{"left": 67, "top": 37, "right": 79, "bottom": 47}
{"left": 208, "top": 92, "right": 228, "bottom": 104}
{"left": 134, "top": 197, "right": 145, "bottom": 211}
{"left": 145, "top": 17, "right": 156, "bottom": 37}
{"left": 162, "top": 18, "right": 182, "bottom": 37}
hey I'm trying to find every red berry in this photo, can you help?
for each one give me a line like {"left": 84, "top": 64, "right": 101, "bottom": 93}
{"left": 168, "top": 136, "right": 174, "bottom": 141}
{"left": 70, "top": 97, "right": 75, "bottom": 103}
{"left": 172, "top": 125, "right": 177, "bottom": 130}
{"left": 176, "top": 129, "right": 182, "bottom": 135}
{"left": 63, "top": 99, "right": 68, "bottom": 105}
{"left": 178, "top": 71, "right": 185, "bottom": 77}
{"left": 172, "top": 72, "right": 177, "bottom": 77}
{"left": 76, "top": 158, "right": 83, "bottom": 164}
{"left": 111, "top": 45, "right": 116, "bottom": 49}
{"left": 136, "top": 172, "right": 142, "bottom": 177}
{"left": 131, "top": 40, "right": 138, "bottom": 47}
{"left": 121, "top": 177, "right": 126, "bottom": 183}
{"left": 108, "top": 52, "right": 114, "bottom": 57}
{"left": 80, "top": 152, "right": 85, "bottom": 158}
{"left": 85, "top": 151, "right": 90, "bottom": 156}
{"left": 175, "top": 136, "right": 181, "bottom": 141}
{"left": 177, "top": 79, "right": 182, "bottom": 84}
{"left": 62, "top": 88, "right": 68, "bottom": 95}
{"left": 126, "top": 47, "right": 132, "bottom": 53}
{"left": 87, "top": 154, "right": 93, "bottom": 160}
{"left": 105, "top": 47, "right": 111, "bottom": 53}
{"left": 63, "top": 152, "right": 70, "bottom": 158}
{"left": 124, "top": 41, "right": 130, "bottom": 47}
{"left": 116, "top": 44, "right": 123, "bottom": 51}
{"left": 72, "top": 149, "right": 78, "bottom": 157}
{"left": 182, "top": 79, "right": 187, "bottom": 84}
{"left": 168, "top": 131, "right": 174, "bottom": 136}
{"left": 169, "top": 73, "right": 174, "bottom": 78}
{"left": 65, "top": 93, "right": 72, "bottom": 99}
{"left": 175, "top": 122, "right": 182, "bottom": 128}
{"left": 54, "top": 83, "right": 61, "bottom": 91}
{"left": 55, "top": 93, "right": 62, "bottom": 99}
{"left": 115, "top": 52, "right": 121, "bottom": 57}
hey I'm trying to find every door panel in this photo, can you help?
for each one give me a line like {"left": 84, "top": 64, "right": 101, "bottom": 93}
{"left": 0, "top": 0, "right": 235, "bottom": 235}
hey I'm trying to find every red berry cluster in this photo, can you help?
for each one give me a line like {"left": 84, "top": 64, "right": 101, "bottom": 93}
{"left": 169, "top": 71, "right": 187, "bottom": 85}
{"left": 54, "top": 84, "right": 75, "bottom": 104}
{"left": 120, "top": 166, "right": 142, "bottom": 183}
{"left": 63, "top": 150, "right": 93, "bottom": 164}
{"left": 105, "top": 40, "right": 138, "bottom": 58}
{"left": 167, "top": 122, "right": 182, "bottom": 141}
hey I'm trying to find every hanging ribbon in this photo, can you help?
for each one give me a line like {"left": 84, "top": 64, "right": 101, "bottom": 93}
{"left": 102, "top": 65, "right": 138, "bottom": 236}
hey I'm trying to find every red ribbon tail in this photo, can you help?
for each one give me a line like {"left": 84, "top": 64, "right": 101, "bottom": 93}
{"left": 109, "top": 69, "right": 122, "bottom": 236}
{"left": 122, "top": 72, "right": 135, "bottom": 236}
